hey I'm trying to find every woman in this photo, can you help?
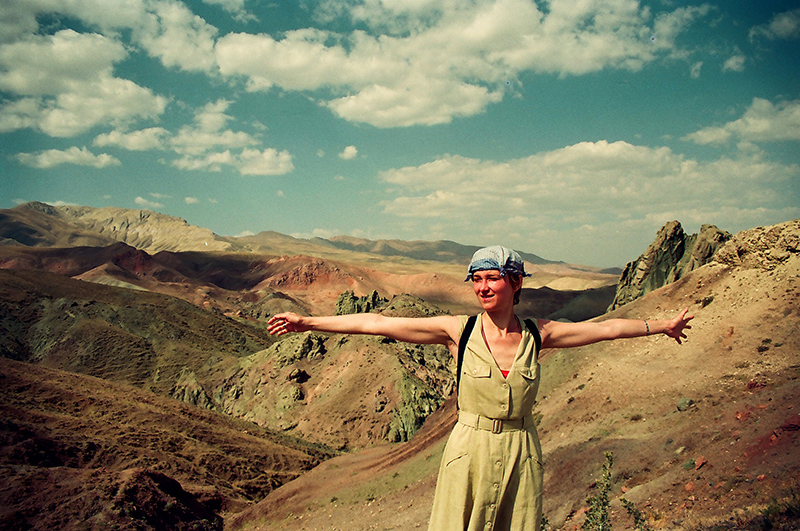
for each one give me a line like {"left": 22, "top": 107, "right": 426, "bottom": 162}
{"left": 267, "top": 246, "right": 693, "bottom": 531}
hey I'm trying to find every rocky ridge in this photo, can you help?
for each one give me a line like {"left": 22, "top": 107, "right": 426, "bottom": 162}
{"left": 608, "top": 221, "right": 731, "bottom": 311}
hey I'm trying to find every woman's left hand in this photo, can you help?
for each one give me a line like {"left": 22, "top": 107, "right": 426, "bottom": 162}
{"left": 664, "top": 307, "right": 693, "bottom": 344}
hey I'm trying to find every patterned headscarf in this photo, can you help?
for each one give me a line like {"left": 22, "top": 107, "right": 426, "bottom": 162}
{"left": 464, "top": 245, "right": 531, "bottom": 281}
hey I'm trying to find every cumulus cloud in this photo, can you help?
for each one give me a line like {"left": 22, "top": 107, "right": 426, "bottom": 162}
{"left": 133, "top": 1, "right": 218, "bottom": 72}
{"left": 683, "top": 98, "right": 800, "bottom": 145}
{"left": 172, "top": 147, "right": 293, "bottom": 175}
{"left": 185, "top": 196, "right": 200, "bottom": 204}
{"left": 85, "top": 99, "right": 293, "bottom": 175}
{"left": 135, "top": 196, "right": 164, "bottom": 208}
{"left": 170, "top": 100, "right": 258, "bottom": 156}
{"left": 723, "top": 54, "right": 746, "bottom": 72}
{"left": 749, "top": 8, "right": 800, "bottom": 41}
{"left": 690, "top": 61, "right": 702, "bottom": 79}
{"left": 15, "top": 146, "right": 121, "bottom": 169}
{"left": 0, "top": 30, "right": 167, "bottom": 137}
{"left": 216, "top": 0, "right": 711, "bottom": 127}
{"left": 376, "top": 140, "right": 799, "bottom": 264}
{"left": 94, "top": 128, "right": 170, "bottom": 150}
{"left": 339, "top": 145, "right": 358, "bottom": 159}
{"left": 238, "top": 148, "right": 294, "bottom": 175}
{"left": 202, "top": 0, "right": 255, "bottom": 23}
{"left": 163, "top": 99, "right": 293, "bottom": 175}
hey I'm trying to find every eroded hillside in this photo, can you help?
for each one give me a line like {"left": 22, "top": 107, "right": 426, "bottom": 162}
{"left": 229, "top": 220, "right": 800, "bottom": 531}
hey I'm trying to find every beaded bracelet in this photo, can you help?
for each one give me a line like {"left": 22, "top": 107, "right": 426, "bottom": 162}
{"left": 644, "top": 320, "right": 650, "bottom": 335}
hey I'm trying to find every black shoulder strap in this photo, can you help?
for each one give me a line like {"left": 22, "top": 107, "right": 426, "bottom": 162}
{"left": 523, "top": 318, "right": 542, "bottom": 354}
{"left": 456, "top": 315, "right": 477, "bottom": 399}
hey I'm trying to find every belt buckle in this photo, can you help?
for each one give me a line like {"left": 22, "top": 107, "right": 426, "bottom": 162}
{"left": 491, "top": 419, "right": 502, "bottom": 434}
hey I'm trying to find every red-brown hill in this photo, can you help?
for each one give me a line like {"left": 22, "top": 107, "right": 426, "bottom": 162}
{"left": 0, "top": 356, "right": 333, "bottom": 531}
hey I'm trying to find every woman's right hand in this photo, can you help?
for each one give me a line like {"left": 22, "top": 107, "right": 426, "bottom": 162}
{"left": 267, "top": 312, "right": 308, "bottom": 336}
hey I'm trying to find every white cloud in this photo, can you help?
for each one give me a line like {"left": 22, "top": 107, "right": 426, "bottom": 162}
{"left": 94, "top": 128, "right": 170, "bottom": 150}
{"left": 217, "top": 0, "right": 711, "bottom": 127}
{"left": 749, "top": 9, "right": 800, "bottom": 41}
{"left": 722, "top": 54, "right": 746, "bottom": 72}
{"left": 15, "top": 146, "right": 121, "bottom": 169}
{"left": 201, "top": 0, "right": 255, "bottom": 23}
{"left": 164, "top": 99, "right": 294, "bottom": 175}
{"left": 376, "top": 140, "right": 799, "bottom": 263}
{"left": 339, "top": 145, "right": 358, "bottom": 159}
{"left": 683, "top": 98, "right": 800, "bottom": 145}
{"left": 238, "top": 147, "right": 294, "bottom": 175}
{"left": 172, "top": 147, "right": 293, "bottom": 175}
{"left": 170, "top": 99, "right": 258, "bottom": 155}
{"left": 185, "top": 196, "right": 200, "bottom": 204}
{"left": 2, "top": 0, "right": 218, "bottom": 71}
{"left": 130, "top": 0, "right": 219, "bottom": 72}
{"left": 0, "top": 30, "right": 167, "bottom": 137}
{"left": 690, "top": 61, "right": 702, "bottom": 79}
{"left": 135, "top": 196, "right": 164, "bottom": 208}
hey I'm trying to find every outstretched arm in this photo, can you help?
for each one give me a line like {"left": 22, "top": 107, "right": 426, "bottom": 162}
{"left": 539, "top": 308, "right": 693, "bottom": 349}
{"left": 267, "top": 311, "right": 461, "bottom": 348}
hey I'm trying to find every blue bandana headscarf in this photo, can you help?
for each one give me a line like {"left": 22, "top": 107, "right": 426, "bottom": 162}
{"left": 464, "top": 245, "right": 531, "bottom": 281}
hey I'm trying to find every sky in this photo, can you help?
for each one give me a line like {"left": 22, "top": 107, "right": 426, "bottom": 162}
{"left": 1, "top": 0, "right": 798, "bottom": 268}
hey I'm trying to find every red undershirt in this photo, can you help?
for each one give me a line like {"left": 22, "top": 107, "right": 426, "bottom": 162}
{"left": 481, "top": 323, "right": 512, "bottom": 379}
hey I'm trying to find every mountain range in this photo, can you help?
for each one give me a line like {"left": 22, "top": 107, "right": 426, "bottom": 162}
{"left": 0, "top": 202, "right": 798, "bottom": 530}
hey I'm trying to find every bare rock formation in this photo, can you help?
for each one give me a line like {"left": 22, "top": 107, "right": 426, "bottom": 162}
{"left": 713, "top": 219, "right": 800, "bottom": 270}
{"left": 608, "top": 221, "right": 731, "bottom": 310}
{"left": 335, "top": 289, "right": 389, "bottom": 315}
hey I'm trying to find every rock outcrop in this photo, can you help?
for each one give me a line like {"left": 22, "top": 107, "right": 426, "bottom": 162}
{"left": 608, "top": 221, "right": 731, "bottom": 310}
{"left": 713, "top": 219, "right": 800, "bottom": 270}
{"left": 335, "top": 289, "right": 388, "bottom": 315}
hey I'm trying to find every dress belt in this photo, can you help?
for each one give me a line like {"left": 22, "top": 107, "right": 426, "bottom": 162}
{"left": 458, "top": 411, "right": 534, "bottom": 434}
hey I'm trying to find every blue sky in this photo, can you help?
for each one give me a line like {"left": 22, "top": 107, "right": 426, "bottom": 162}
{"left": 1, "top": 0, "right": 798, "bottom": 268}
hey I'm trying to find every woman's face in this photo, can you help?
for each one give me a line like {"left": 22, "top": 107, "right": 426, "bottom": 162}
{"left": 471, "top": 269, "right": 518, "bottom": 311}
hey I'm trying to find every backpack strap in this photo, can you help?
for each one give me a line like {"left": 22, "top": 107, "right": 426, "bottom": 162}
{"left": 456, "top": 315, "right": 477, "bottom": 401}
{"left": 523, "top": 318, "right": 542, "bottom": 354}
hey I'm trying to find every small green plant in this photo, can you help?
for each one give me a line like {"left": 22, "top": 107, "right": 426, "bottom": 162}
{"left": 582, "top": 452, "right": 613, "bottom": 531}
{"left": 621, "top": 498, "right": 654, "bottom": 531}
{"left": 581, "top": 452, "right": 654, "bottom": 531}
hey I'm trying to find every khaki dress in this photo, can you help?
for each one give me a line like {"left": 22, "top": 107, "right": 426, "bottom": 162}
{"left": 428, "top": 314, "right": 544, "bottom": 531}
